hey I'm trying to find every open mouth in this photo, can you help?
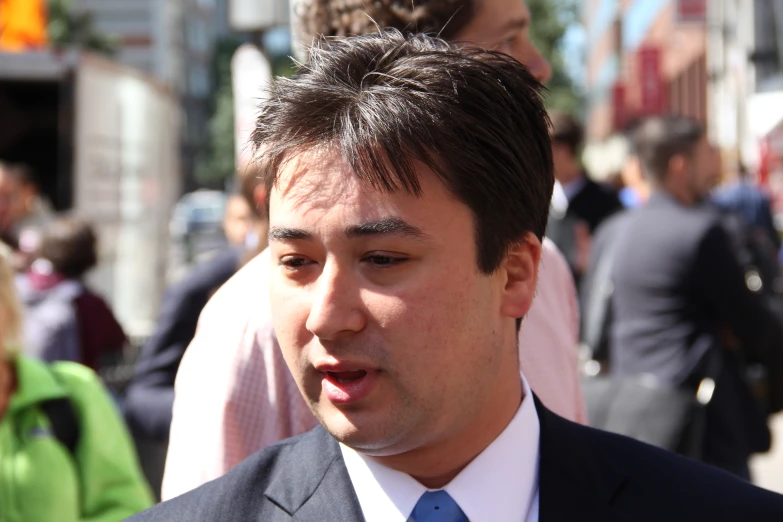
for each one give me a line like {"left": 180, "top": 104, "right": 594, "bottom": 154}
{"left": 325, "top": 370, "right": 368, "bottom": 384}
{"left": 320, "top": 369, "right": 377, "bottom": 404}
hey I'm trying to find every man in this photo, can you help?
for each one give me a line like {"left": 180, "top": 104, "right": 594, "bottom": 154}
{"left": 549, "top": 112, "right": 623, "bottom": 233}
{"left": 132, "top": 31, "right": 783, "bottom": 522}
{"left": 713, "top": 162, "right": 780, "bottom": 251}
{"left": 162, "top": 0, "right": 584, "bottom": 500}
{"left": 546, "top": 112, "right": 622, "bottom": 281}
{"left": 0, "top": 162, "right": 54, "bottom": 271}
{"left": 609, "top": 115, "right": 779, "bottom": 478}
{"left": 123, "top": 171, "right": 268, "bottom": 497}
{"left": 0, "top": 162, "right": 53, "bottom": 239}
{"left": 222, "top": 190, "right": 255, "bottom": 247}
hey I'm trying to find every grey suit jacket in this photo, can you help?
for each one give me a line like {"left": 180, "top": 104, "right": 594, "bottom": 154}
{"left": 129, "top": 398, "right": 783, "bottom": 521}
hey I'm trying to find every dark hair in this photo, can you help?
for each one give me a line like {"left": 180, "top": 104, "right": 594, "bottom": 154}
{"left": 631, "top": 115, "right": 704, "bottom": 183}
{"left": 297, "top": 0, "right": 473, "bottom": 45}
{"left": 39, "top": 216, "right": 98, "bottom": 279}
{"left": 252, "top": 30, "right": 554, "bottom": 274}
{"left": 549, "top": 111, "right": 584, "bottom": 157}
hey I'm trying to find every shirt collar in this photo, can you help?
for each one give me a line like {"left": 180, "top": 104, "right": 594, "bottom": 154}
{"left": 340, "top": 374, "right": 540, "bottom": 522}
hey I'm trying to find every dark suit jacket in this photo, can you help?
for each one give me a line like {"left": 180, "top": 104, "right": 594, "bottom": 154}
{"left": 547, "top": 176, "right": 622, "bottom": 283}
{"left": 566, "top": 176, "right": 623, "bottom": 234}
{"left": 124, "top": 247, "right": 241, "bottom": 441}
{"left": 609, "top": 193, "right": 777, "bottom": 473}
{"left": 128, "top": 398, "right": 783, "bottom": 521}
{"left": 610, "top": 194, "right": 773, "bottom": 385}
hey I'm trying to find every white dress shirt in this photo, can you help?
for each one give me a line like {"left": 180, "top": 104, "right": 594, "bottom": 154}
{"left": 340, "top": 374, "right": 540, "bottom": 522}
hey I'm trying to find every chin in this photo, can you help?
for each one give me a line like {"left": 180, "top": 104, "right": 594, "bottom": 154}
{"left": 316, "top": 407, "right": 410, "bottom": 455}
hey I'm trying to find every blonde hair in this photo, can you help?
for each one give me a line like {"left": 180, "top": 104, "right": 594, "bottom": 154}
{"left": 0, "top": 245, "right": 22, "bottom": 349}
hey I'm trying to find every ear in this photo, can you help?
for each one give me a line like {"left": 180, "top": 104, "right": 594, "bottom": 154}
{"left": 667, "top": 154, "right": 687, "bottom": 180}
{"left": 499, "top": 233, "right": 541, "bottom": 320}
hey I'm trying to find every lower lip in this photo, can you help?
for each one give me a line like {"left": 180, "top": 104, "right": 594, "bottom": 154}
{"left": 321, "top": 371, "right": 379, "bottom": 404}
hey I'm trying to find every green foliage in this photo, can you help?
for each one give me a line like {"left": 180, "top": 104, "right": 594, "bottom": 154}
{"left": 195, "top": 39, "right": 244, "bottom": 183}
{"left": 47, "top": 0, "right": 119, "bottom": 55}
{"left": 195, "top": 39, "right": 297, "bottom": 184}
{"left": 527, "top": 0, "right": 582, "bottom": 114}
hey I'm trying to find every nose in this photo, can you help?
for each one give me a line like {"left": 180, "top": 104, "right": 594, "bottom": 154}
{"left": 528, "top": 46, "right": 552, "bottom": 84}
{"left": 305, "top": 260, "right": 366, "bottom": 341}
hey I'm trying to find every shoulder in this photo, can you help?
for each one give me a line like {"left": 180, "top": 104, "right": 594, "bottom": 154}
{"left": 48, "top": 362, "right": 107, "bottom": 399}
{"left": 171, "top": 248, "right": 241, "bottom": 298}
{"left": 540, "top": 238, "right": 570, "bottom": 278}
{"left": 538, "top": 239, "right": 576, "bottom": 311}
{"left": 131, "top": 429, "right": 321, "bottom": 521}
{"left": 199, "top": 248, "right": 269, "bottom": 318}
{"left": 545, "top": 410, "right": 783, "bottom": 517}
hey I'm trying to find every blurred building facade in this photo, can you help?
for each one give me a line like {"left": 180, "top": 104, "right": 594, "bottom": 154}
{"left": 72, "top": 0, "right": 225, "bottom": 185}
{"left": 583, "top": 0, "right": 707, "bottom": 140}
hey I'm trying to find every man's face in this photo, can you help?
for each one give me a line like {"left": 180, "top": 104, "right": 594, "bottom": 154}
{"left": 0, "top": 172, "right": 25, "bottom": 232}
{"left": 551, "top": 142, "right": 575, "bottom": 185}
{"left": 223, "top": 194, "right": 254, "bottom": 246}
{"left": 686, "top": 137, "right": 720, "bottom": 202}
{"left": 268, "top": 148, "right": 520, "bottom": 455}
{"left": 455, "top": 0, "right": 552, "bottom": 83}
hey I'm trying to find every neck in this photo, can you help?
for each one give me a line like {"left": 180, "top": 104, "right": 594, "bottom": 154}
{"left": 558, "top": 166, "right": 583, "bottom": 187}
{"left": 656, "top": 180, "right": 694, "bottom": 206}
{"left": 369, "top": 331, "right": 523, "bottom": 489}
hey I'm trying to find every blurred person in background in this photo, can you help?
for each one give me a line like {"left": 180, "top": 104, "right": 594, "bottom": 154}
{"left": 618, "top": 139, "right": 650, "bottom": 209}
{"left": 16, "top": 216, "right": 126, "bottom": 370}
{"left": 713, "top": 162, "right": 781, "bottom": 253}
{"left": 162, "top": 0, "right": 587, "bottom": 500}
{"left": 123, "top": 169, "right": 267, "bottom": 499}
{"left": 549, "top": 112, "right": 623, "bottom": 233}
{"left": 0, "top": 242, "right": 153, "bottom": 521}
{"left": 223, "top": 188, "right": 255, "bottom": 247}
{"left": 606, "top": 115, "right": 777, "bottom": 478}
{"left": 0, "top": 162, "right": 53, "bottom": 242}
{"left": 547, "top": 112, "right": 623, "bottom": 282}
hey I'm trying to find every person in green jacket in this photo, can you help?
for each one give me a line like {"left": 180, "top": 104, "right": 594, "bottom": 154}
{"left": 0, "top": 244, "right": 154, "bottom": 521}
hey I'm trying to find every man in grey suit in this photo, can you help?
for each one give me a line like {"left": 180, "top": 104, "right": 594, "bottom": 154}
{"left": 608, "top": 115, "right": 779, "bottom": 478}
{"left": 131, "top": 32, "right": 783, "bottom": 522}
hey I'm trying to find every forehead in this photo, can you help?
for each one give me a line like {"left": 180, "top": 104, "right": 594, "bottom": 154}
{"left": 268, "top": 148, "right": 468, "bottom": 230}
{"left": 456, "top": 0, "right": 530, "bottom": 43}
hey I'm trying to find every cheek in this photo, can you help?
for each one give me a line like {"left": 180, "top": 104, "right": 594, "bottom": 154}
{"left": 365, "top": 266, "right": 492, "bottom": 356}
{"left": 269, "top": 279, "right": 313, "bottom": 362}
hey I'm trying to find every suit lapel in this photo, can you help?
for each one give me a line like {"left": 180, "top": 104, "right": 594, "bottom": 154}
{"left": 535, "top": 397, "right": 628, "bottom": 522}
{"left": 263, "top": 426, "right": 364, "bottom": 521}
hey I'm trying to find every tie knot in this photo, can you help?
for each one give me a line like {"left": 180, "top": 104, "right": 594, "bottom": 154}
{"left": 409, "top": 490, "right": 468, "bottom": 522}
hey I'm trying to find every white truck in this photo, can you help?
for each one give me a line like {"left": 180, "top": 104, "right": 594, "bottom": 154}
{"left": 0, "top": 49, "right": 181, "bottom": 338}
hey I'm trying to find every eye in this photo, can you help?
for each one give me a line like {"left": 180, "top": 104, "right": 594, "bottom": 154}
{"left": 279, "top": 256, "right": 314, "bottom": 269}
{"left": 363, "top": 254, "right": 408, "bottom": 267}
{"left": 496, "top": 35, "right": 516, "bottom": 53}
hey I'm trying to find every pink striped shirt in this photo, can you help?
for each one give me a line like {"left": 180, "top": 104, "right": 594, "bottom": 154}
{"left": 161, "top": 239, "right": 585, "bottom": 500}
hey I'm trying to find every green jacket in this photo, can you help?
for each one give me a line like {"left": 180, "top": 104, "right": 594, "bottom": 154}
{"left": 0, "top": 356, "right": 153, "bottom": 521}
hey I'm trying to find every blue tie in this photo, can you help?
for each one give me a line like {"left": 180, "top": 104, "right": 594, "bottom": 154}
{"left": 408, "top": 490, "right": 468, "bottom": 522}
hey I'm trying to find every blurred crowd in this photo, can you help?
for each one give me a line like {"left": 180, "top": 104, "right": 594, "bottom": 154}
{"left": 2, "top": 1, "right": 783, "bottom": 520}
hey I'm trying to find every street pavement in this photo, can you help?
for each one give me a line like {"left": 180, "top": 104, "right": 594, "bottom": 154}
{"left": 752, "top": 413, "right": 783, "bottom": 494}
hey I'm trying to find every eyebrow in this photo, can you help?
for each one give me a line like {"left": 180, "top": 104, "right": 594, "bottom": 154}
{"left": 345, "top": 217, "right": 429, "bottom": 240}
{"left": 268, "top": 227, "right": 313, "bottom": 242}
{"left": 268, "top": 217, "right": 430, "bottom": 243}
{"left": 499, "top": 17, "right": 529, "bottom": 35}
